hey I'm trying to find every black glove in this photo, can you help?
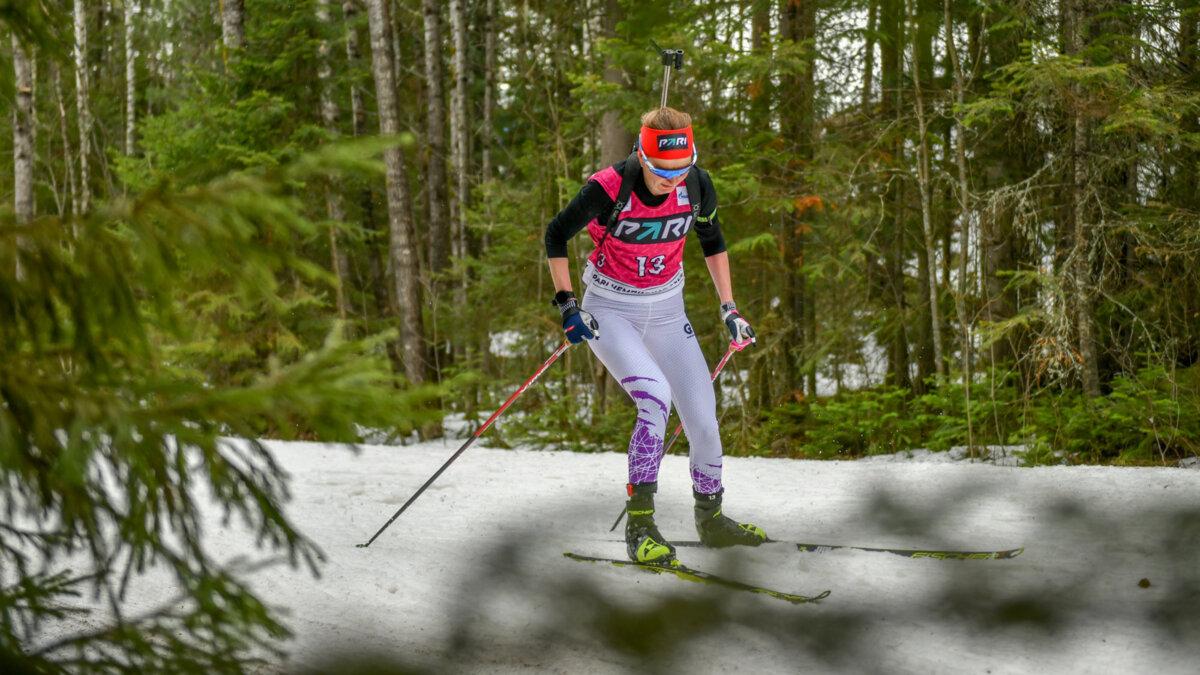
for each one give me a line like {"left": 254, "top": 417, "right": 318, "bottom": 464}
{"left": 553, "top": 290, "right": 599, "bottom": 344}
{"left": 720, "top": 301, "right": 756, "bottom": 350}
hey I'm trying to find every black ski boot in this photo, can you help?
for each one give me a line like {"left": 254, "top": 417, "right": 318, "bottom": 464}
{"left": 694, "top": 489, "right": 768, "bottom": 548}
{"left": 625, "top": 483, "right": 677, "bottom": 564}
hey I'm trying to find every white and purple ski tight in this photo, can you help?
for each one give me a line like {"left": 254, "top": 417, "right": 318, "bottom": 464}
{"left": 582, "top": 291, "right": 722, "bottom": 495}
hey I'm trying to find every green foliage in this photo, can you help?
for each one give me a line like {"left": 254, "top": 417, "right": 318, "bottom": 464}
{"left": 801, "top": 386, "right": 914, "bottom": 457}
{"left": 6, "top": 0, "right": 1200, "bottom": 663}
{"left": 0, "top": 147, "right": 438, "bottom": 671}
{"left": 1027, "top": 365, "right": 1200, "bottom": 465}
{"left": 740, "top": 363, "right": 1200, "bottom": 467}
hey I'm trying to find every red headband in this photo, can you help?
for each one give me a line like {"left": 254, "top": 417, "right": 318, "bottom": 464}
{"left": 639, "top": 125, "right": 695, "bottom": 161}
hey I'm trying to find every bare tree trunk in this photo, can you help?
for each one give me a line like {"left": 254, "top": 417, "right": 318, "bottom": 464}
{"left": 449, "top": 0, "right": 469, "bottom": 256}
{"left": 1176, "top": 0, "right": 1198, "bottom": 203}
{"left": 366, "top": 0, "right": 427, "bottom": 385}
{"left": 74, "top": 0, "right": 93, "bottom": 214}
{"left": 600, "top": 0, "right": 633, "bottom": 167}
{"left": 862, "top": 0, "right": 877, "bottom": 108}
{"left": 481, "top": 0, "right": 497, "bottom": 182}
{"left": 53, "top": 63, "right": 79, "bottom": 216}
{"left": 124, "top": 0, "right": 136, "bottom": 158}
{"left": 445, "top": 0, "right": 471, "bottom": 387}
{"left": 1064, "top": 0, "right": 1102, "bottom": 400}
{"left": 881, "top": 0, "right": 911, "bottom": 391}
{"left": 13, "top": 36, "right": 35, "bottom": 224}
{"left": 316, "top": 0, "right": 349, "bottom": 321}
{"left": 423, "top": 0, "right": 451, "bottom": 286}
{"left": 343, "top": 0, "right": 389, "bottom": 326}
{"left": 911, "top": 3, "right": 945, "bottom": 379}
{"left": 781, "top": 0, "right": 817, "bottom": 397}
{"left": 945, "top": 0, "right": 976, "bottom": 453}
{"left": 481, "top": 0, "right": 496, "bottom": 182}
{"left": 221, "top": 0, "right": 246, "bottom": 51}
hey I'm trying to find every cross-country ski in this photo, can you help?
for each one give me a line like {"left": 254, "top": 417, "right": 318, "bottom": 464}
{"left": 563, "top": 552, "right": 830, "bottom": 604}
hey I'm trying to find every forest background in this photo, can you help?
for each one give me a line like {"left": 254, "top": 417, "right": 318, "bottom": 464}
{"left": 5, "top": 0, "right": 1200, "bottom": 671}
{"left": 8, "top": 0, "right": 1200, "bottom": 466}
{"left": 14, "top": 0, "right": 1200, "bottom": 466}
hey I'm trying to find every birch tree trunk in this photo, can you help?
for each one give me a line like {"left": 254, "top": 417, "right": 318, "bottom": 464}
{"left": 366, "top": 0, "right": 428, "bottom": 385}
{"left": 13, "top": 35, "right": 35, "bottom": 231}
{"left": 124, "top": 0, "right": 136, "bottom": 158}
{"left": 221, "top": 0, "right": 246, "bottom": 51}
{"left": 481, "top": 0, "right": 496, "bottom": 182}
{"left": 422, "top": 0, "right": 451, "bottom": 286}
{"left": 316, "top": 0, "right": 349, "bottom": 321}
{"left": 862, "top": 0, "right": 877, "bottom": 108}
{"left": 74, "top": 0, "right": 93, "bottom": 214}
{"left": 449, "top": 0, "right": 469, "bottom": 257}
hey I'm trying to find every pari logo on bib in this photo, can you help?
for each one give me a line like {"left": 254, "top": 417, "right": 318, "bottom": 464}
{"left": 639, "top": 125, "right": 698, "bottom": 179}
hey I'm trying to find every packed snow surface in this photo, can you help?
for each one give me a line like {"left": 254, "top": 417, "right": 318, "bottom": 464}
{"left": 53, "top": 437, "right": 1200, "bottom": 673}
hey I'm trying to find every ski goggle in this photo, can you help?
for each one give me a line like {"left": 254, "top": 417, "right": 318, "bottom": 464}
{"left": 638, "top": 143, "right": 697, "bottom": 179}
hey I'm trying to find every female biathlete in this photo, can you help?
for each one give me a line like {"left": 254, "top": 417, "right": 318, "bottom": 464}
{"left": 543, "top": 107, "right": 767, "bottom": 563}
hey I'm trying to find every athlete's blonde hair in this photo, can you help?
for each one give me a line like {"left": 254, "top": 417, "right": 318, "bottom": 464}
{"left": 641, "top": 107, "right": 692, "bottom": 130}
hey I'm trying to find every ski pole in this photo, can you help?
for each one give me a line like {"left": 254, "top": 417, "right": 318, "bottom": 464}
{"left": 358, "top": 341, "right": 572, "bottom": 548}
{"left": 609, "top": 343, "right": 738, "bottom": 532}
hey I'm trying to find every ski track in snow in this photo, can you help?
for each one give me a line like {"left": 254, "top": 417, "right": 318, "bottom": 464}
{"left": 40, "top": 438, "right": 1200, "bottom": 674}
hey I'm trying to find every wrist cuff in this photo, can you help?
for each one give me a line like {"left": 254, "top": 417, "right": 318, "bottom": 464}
{"left": 554, "top": 290, "right": 578, "bottom": 316}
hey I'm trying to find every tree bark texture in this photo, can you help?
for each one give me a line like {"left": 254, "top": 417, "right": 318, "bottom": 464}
{"left": 600, "top": 0, "right": 633, "bottom": 167}
{"left": 124, "top": 0, "right": 136, "bottom": 157}
{"left": 74, "top": 0, "right": 93, "bottom": 214}
{"left": 52, "top": 63, "right": 78, "bottom": 216}
{"left": 449, "top": 0, "right": 469, "bottom": 257}
{"left": 366, "top": 0, "right": 428, "bottom": 385}
{"left": 1064, "top": 0, "right": 1102, "bottom": 400}
{"left": 781, "top": 0, "right": 817, "bottom": 397}
{"left": 880, "top": 0, "right": 911, "bottom": 390}
{"left": 343, "top": 0, "right": 389, "bottom": 323}
{"left": 316, "top": 0, "right": 349, "bottom": 320}
{"left": 221, "top": 0, "right": 246, "bottom": 51}
{"left": 423, "top": 0, "right": 451, "bottom": 284}
{"left": 911, "top": 4, "right": 945, "bottom": 380}
{"left": 13, "top": 35, "right": 35, "bottom": 224}
{"left": 862, "top": 0, "right": 877, "bottom": 109}
{"left": 481, "top": 0, "right": 496, "bottom": 182}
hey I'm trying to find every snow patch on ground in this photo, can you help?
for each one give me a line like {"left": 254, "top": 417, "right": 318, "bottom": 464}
{"left": 33, "top": 438, "right": 1200, "bottom": 674}
{"left": 859, "top": 444, "right": 1030, "bottom": 466}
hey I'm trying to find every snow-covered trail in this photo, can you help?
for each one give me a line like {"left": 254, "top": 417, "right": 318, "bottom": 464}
{"left": 46, "top": 436, "right": 1195, "bottom": 673}
{"left": 163, "top": 438, "right": 1199, "bottom": 674}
